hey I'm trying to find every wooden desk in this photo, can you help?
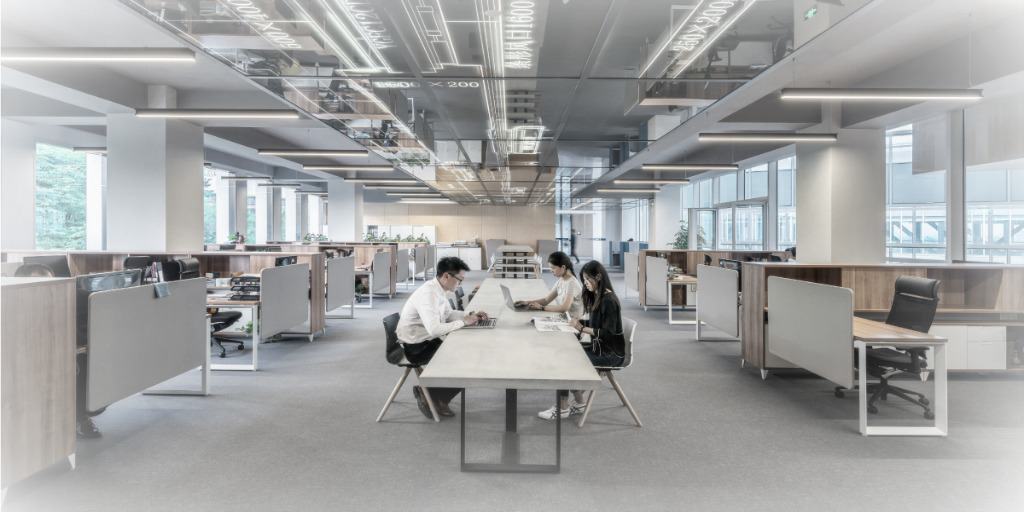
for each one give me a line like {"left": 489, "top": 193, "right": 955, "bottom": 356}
{"left": 419, "top": 278, "right": 601, "bottom": 473}
{"left": 1, "top": 277, "right": 76, "bottom": 488}
{"left": 853, "top": 317, "right": 948, "bottom": 437}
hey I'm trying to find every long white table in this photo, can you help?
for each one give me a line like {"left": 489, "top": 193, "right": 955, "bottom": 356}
{"left": 419, "top": 278, "right": 601, "bottom": 473}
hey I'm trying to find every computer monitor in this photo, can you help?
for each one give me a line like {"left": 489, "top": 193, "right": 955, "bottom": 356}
{"left": 24, "top": 255, "right": 72, "bottom": 277}
{"left": 275, "top": 256, "right": 298, "bottom": 267}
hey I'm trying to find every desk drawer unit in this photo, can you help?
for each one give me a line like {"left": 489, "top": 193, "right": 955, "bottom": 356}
{"left": 928, "top": 325, "right": 1007, "bottom": 370}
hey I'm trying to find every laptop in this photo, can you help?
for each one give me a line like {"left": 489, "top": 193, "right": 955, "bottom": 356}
{"left": 501, "top": 284, "right": 531, "bottom": 311}
{"left": 464, "top": 316, "right": 497, "bottom": 329}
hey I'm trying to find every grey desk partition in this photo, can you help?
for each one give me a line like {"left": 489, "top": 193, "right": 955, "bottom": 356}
{"left": 414, "top": 246, "right": 427, "bottom": 278}
{"left": 327, "top": 256, "right": 355, "bottom": 312}
{"left": 644, "top": 255, "right": 669, "bottom": 306}
{"left": 696, "top": 264, "right": 740, "bottom": 338}
{"left": 87, "top": 278, "right": 207, "bottom": 411}
{"left": 260, "top": 263, "right": 311, "bottom": 338}
{"left": 396, "top": 249, "right": 410, "bottom": 283}
{"left": 767, "top": 277, "right": 854, "bottom": 389}
{"left": 426, "top": 245, "right": 436, "bottom": 278}
{"left": 372, "top": 251, "right": 391, "bottom": 295}
{"left": 624, "top": 252, "right": 639, "bottom": 297}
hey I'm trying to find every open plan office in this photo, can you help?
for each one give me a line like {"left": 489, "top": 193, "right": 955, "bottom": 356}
{"left": 1, "top": 0, "right": 1023, "bottom": 510}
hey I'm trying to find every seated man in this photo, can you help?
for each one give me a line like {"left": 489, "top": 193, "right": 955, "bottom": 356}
{"left": 396, "top": 256, "right": 487, "bottom": 419}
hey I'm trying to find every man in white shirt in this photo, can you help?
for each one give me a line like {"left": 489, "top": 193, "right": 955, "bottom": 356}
{"left": 397, "top": 256, "right": 487, "bottom": 419}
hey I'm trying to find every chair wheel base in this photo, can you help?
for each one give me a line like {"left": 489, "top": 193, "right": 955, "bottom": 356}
{"left": 924, "top": 410, "right": 934, "bottom": 420}
{"left": 834, "top": 388, "right": 845, "bottom": 398}
{"left": 867, "top": 405, "right": 878, "bottom": 414}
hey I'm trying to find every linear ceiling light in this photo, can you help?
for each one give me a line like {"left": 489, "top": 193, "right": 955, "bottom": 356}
{"left": 614, "top": 179, "right": 690, "bottom": 185}
{"left": 641, "top": 163, "right": 738, "bottom": 171}
{"left": 257, "top": 183, "right": 302, "bottom": 188}
{"left": 135, "top": 109, "right": 300, "bottom": 119}
{"left": 262, "top": 149, "right": 369, "bottom": 157}
{"left": 1, "top": 47, "right": 196, "bottom": 63}
{"left": 398, "top": 199, "right": 455, "bottom": 204}
{"left": 699, "top": 132, "right": 838, "bottom": 143}
{"left": 556, "top": 210, "right": 598, "bottom": 215}
{"left": 303, "top": 165, "right": 392, "bottom": 172}
{"left": 598, "top": 188, "right": 658, "bottom": 194}
{"left": 780, "top": 88, "right": 984, "bottom": 102}
{"left": 220, "top": 176, "right": 270, "bottom": 181}
{"left": 72, "top": 147, "right": 106, "bottom": 153}
{"left": 365, "top": 186, "right": 431, "bottom": 191}
{"left": 344, "top": 178, "right": 417, "bottom": 184}
{"left": 386, "top": 192, "right": 443, "bottom": 197}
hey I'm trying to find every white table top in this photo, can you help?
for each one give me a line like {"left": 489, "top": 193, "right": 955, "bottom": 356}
{"left": 419, "top": 278, "right": 602, "bottom": 391}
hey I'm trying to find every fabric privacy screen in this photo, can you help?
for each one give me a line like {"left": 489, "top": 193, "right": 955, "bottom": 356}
{"left": 326, "top": 256, "right": 355, "bottom": 312}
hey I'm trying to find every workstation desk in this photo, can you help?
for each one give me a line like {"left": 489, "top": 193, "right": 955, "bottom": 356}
{"left": 740, "top": 261, "right": 1024, "bottom": 374}
{"left": 419, "top": 278, "right": 601, "bottom": 473}
{"left": 636, "top": 249, "right": 787, "bottom": 309}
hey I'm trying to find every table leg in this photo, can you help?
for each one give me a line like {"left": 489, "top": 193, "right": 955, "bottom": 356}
{"left": 211, "top": 304, "right": 259, "bottom": 371}
{"left": 459, "top": 388, "right": 561, "bottom": 473}
{"left": 857, "top": 340, "right": 868, "bottom": 436}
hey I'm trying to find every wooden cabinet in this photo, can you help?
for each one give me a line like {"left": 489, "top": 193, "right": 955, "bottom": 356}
{"left": 1, "top": 277, "right": 76, "bottom": 488}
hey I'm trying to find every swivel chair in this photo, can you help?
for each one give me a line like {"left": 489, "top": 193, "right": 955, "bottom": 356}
{"left": 376, "top": 313, "right": 440, "bottom": 423}
{"left": 838, "top": 276, "right": 940, "bottom": 419}
{"left": 208, "top": 307, "right": 244, "bottom": 358}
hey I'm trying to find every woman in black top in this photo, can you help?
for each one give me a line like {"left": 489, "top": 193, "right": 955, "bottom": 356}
{"left": 537, "top": 260, "right": 626, "bottom": 420}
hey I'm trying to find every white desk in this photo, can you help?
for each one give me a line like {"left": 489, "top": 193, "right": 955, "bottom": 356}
{"left": 419, "top": 278, "right": 601, "bottom": 473}
{"left": 207, "top": 299, "right": 261, "bottom": 371}
{"left": 667, "top": 275, "right": 697, "bottom": 325}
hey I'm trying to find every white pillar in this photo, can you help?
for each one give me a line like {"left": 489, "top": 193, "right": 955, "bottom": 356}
{"left": 233, "top": 180, "right": 248, "bottom": 239}
{"left": 297, "top": 194, "right": 309, "bottom": 239}
{"left": 1, "top": 119, "right": 37, "bottom": 250}
{"left": 105, "top": 114, "right": 205, "bottom": 252}
{"left": 270, "top": 188, "right": 283, "bottom": 241}
{"left": 328, "top": 180, "right": 363, "bottom": 241}
{"left": 795, "top": 128, "right": 886, "bottom": 263}
{"left": 215, "top": 174, "right": 232, "bottom": 243}
{"left": 255, "top": 185, "right": 271, "bottom": 243}
{"left": 85, "top": 153, "right": 105, "bottom": 250}
{"left": 947, "top": 110, "right": 966, "bottom": 262}
{"left": 652, "top": 184, "right": 682, "bottom": 249}
{"left": 283, "top": 188, "right": 297, "bottom": 241}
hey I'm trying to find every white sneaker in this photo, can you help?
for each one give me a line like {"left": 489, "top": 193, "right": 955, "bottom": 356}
{"left": 537, "top": 405, "right": 570, "bottom": 420}
{"left": 569, "top": 401, "right": 587, "bottom": 416}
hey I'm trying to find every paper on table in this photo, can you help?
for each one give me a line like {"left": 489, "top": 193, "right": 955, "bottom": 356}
{"left": 531, "top": 316, "right": 576, "bottom": 333}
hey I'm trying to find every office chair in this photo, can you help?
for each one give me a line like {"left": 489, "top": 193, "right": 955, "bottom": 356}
{"left": 14, "top": 263, "right": 55, "bottom": 277}
{"left": 208, "top": 308, "right": 245, "bottom": 358}
{"left": 837, "top": 276, "right": 940, "bottom": 419}
{"left": 376, "top": 313, "right": 441, "bottom": 423}
{"left": 703, "top": 254, "right": 713, "bottom": 266}
{"left": 577, "top": 317, "right": 642, "bottom": 428}
{"left": 23, "top": 255, "right": 72, "bottom": 277}
{"left": 123, "top": 256, "right": 157, "bottom": 281}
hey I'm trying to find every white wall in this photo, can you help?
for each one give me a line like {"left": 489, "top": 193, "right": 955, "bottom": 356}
{"left": 1, "top": 119, "right": 37, "bottom": 250}
{"left": 328, "top": 180, "right": 363, "bottom": 241}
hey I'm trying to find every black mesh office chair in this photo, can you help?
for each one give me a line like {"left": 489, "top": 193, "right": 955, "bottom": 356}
{"left": 703, "top": 254, "right": 713, "bottom": 266}
{"left": 14, "top": 263, "right": 55, "bottom": 277}
{"left": 124, "top": 256, "right": 157, "bottom": 281}
{"left": 852, "top": 276, "right": 941, "bottom": 419}
{"left": 376, "top": 313, "right": 440, "bottom": 422}
{"left": 208, "top": 308, "right": 244, "bottom": 358}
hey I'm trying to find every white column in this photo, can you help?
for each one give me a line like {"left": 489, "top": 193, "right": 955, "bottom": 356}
{"left": 105, "top": 114, "right": 205, "bottom": 252}
{"left": 652, "top": 184, "right": 682, "bottom": 249}
{"left": 795, "top": 128, "right": 886, "bottom": 263}
{"left": 85, "top": 153, "right": 106, "bottom": 250}
{"left": 1, "top": 119, "right": 37, "bottom": 250}
{"left": 233, "top": 180, "right": 248, "bottom": 239}
{"left": 297, "top": 194, "right": 309, "bottom": 239}
{"left": 270, "top": 188, "right": 283, "bottom": 241}
{"left": 947, "top": 110, "right": 966, "bottom": 262}
{"left": 215, "top": 175, "right": 232, "bottom": 243}
{"left": 255, "top": 185, "right": 271, "bottom": 243}
{"left": 283, "top": 188, "right": 297, "bottom": 241}
{"left": 306, "top": 196, "right": 321, "bottom": 236}
{"left": 328, "top": 180, "right": 363, "bottom": 241}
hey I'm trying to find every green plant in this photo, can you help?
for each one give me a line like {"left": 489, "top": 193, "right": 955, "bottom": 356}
{"left": 228, "top": 232, "right": 240, "bottom": 243}
{"left": 243, "top": 321, "right": 253, "bottom": 335}
{"left": 364, "top": 232, "right": 378, "bottom": 242}
{"left": 303, "top": 233, "right": 328, "bottom": 242}
{"left": 672, "top": 220, "right": 706, "bottom": 249}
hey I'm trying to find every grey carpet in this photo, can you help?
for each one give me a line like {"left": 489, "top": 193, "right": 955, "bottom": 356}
{"left": 5, "top": 270, "right": 1024, "bottom": 511}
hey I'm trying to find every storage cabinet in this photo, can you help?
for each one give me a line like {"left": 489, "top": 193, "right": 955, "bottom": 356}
{"left": 928, "top": 324, "right": 1007, "bottom": 370}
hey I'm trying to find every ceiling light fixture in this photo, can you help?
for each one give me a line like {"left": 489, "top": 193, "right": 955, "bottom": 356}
{"left": 303, "top": 165, "right": 392, "bottom": 172}
{"left": 72, "top": 147, "right": 107, "bottom": 154}
{"left": 598, "top": 188, "right": 658, "bottom": 194}
{"left": 398, "top": 199, "right": 455, "bottom": 205}
{"left": 344, "top": 178, "right": 418, "bottom": 184}
{"left": 614, "top": 179, "right": 690, "bottom": 185}
{"left": 386, "top": 192, "right": 444, "bottom": 197}
{"left": 699, "top": 132, "right": 838, "bottom": 143}
{"left": 0, "top": 47, "right": 196, "bottom": 63}
{"left": 780, "top": 88, "right": 983, "bottom": 102}
{"left": 364, "top": 186, "right": 432, "bottom": 191}
{"left": 262, "top": 149, "right": 369, "bottom": 157}
{"left": 135, "top": 109, "right": 300, "bottom": 119}
{"left": 641, "top": 163, "right": 739, "bottom": 171}
{"left": 257, "top": 183, "right": 303, "bottom": 188}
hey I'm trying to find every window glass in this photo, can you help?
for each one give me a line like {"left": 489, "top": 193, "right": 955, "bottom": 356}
{"left": 35, "top": 143, "right": 87, "bottom": 250}
{"left": 246, "top": 187, "right": 257, "bottom": 242}
{"left": 203, "top": 168, "right": 218, "bottom": 244}
{"left": 716, "top": 207, "right": 733, "bottom": 249}
{"left": 696, "top": 210, "right": 714, "bottom": 249}
{"left": 716, "top": 173, "right": 736, "bottom": 204}
{"left": 735, "top": 205, "right": 764, "bottom": 250}
{"left": 777, "top": 157, "right": 796, "bottom": 249}
{"left": 744, "top": 164, "right": 768, "bottom": 199}
{"left": 885, "top": 123, "right": 947, "bottom": 261}
{"left": 698, "top": 179, "right": 712, "bottom": 208}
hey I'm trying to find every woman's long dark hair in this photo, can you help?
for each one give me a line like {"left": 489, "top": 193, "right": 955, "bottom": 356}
{"left": 547, "top": 251, "right": 575, "bottom": 276}
{"left": 579, "top": 260, "right": 618, "bottom": 313}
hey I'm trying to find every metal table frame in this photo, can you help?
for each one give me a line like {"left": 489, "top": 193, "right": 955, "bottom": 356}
{"left": 460, "top": 389, "right": 565, "bottom": 473}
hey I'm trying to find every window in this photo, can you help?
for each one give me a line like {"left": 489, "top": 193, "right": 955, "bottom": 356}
{"left": 885, "top": 123, "right": 947, "bottom": 261}
{"left": 716, "top": 173, "right": 737, "bottom": 204}
{"left": 777, "top": 156, "right": 797, "bottom": 248}
{"left": 697, "top": 179, "right": 712, "bottom": 208}
{"left": 744, "top": 164, "right": 768, "bottom": 199}
{"left": 696, "top": 210, "right": 715, "bottom": 249}
{"left": 734, "top": 205, "right": 765, "bottom": 250}
{"left": 716, "top": 207, "right": 733, "bottom": 249}
{"left": 246, "top": 187, "right": 257, "bottom": 242}
{"left": 35, "top": 143, "right": 87, "bottom": 250}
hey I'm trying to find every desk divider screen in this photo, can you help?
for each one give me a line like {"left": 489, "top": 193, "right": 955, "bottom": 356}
{"left": 260, "top": 263, "right": 311, "bottom": 338}
{"left": 327, "top": 256, "right": 355, "bottom": 312}
{"left": 624, "top": 252, "right": 639, "bottom": 294}
{"left": 645, "top": 256, "right": 669, "bottom": 306}
{"left": 414, "top": 247, "right": 426, "bottom": 277}
{"left": 767, "top": 277, "right": 854, "bottom": 389}
{"left": 426, "top": 245, "right": 436, "bottom": 276}
{"left": 372, "top": 252, "right": 391, "bottom": 294}
{"left": 396, "top": 249, "right": 410, "bottom": 283}
{"left": 697, "top": 264, "right": 740, "bottom": 338}
{"left": 86, "top": 278, "right": 206, "bottom": 411}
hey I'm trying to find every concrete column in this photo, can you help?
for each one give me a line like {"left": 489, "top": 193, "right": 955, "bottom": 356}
{"left": 795, "top": 128, "right": 886, "bottom": 263}
{"left": 270, "top": 188, "right": 283, "bottom": 241}
{"left": 105, "top": 114, "right": 204, "bottom": 252}
{"left": 283, "top": 188, "right": 297, "bottom": 241}
{"left": 85, "top": 153, "right": 105, "bottom": 250}
{"left": 328, "top": 180, "right": 364, "bottom": 241}
{"left": 1, "top": 119, "right": 37, "bottom": 250}
{"left": 297, "top": 194, "right": 309, "bottom": 239}
{"left": 233, "top": 180, "right": 248, "bottom": 238}
{"left": 254, "top": 185, "right": 271, "bottom": 243}
{"left": 215, "top": 174, "right": 232, "bottom": 243}
{"left": 652, "top": 184, "right": 682, "bottom": 249}
{"left": 947, "top": 110, "right": 966, "bottom": 262}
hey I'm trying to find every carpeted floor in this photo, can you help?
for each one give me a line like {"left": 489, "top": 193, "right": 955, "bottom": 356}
{"left": 5, "top": 270, "right": 1024, "bottom": 511}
